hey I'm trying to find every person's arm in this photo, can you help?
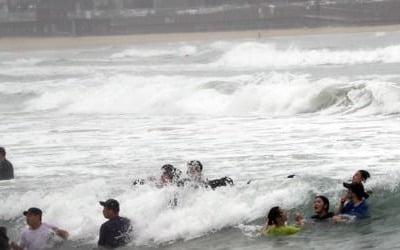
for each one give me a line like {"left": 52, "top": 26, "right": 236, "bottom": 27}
{"left": 10, "top": 241, "right": 23, "bottom": 250}
{"left": 335, "top": 195, "right": 347, "bottom": 215}
{"left": 98, "top": 224, "right": 107, "bottom": 246}
{"left": 294, "top": 213, "right": 306, "bottom": 227}
{"left": 51, "top": 227, "right": 69, "bottom": 239}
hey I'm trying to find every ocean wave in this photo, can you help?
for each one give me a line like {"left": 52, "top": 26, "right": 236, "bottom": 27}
{"left": 110, "top": 45, "right": 199, "bottom": 59}
{"left": 20, "top": 73, "right": 400, "bottom": 116}
{"left": 213, "top": 43, "right": 400, "bottom": 69}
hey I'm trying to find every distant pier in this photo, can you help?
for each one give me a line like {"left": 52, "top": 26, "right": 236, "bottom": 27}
{"left": 1, "top": 0, "right": 400, "bottom": 37}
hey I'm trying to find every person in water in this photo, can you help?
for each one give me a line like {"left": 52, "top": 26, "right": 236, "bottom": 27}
{"left": 98, "top": 199, "right": 132, "bottom": 249}
{"left": 10, "top": 207, "right": 69, "bottom": 250}
{"left": 311, "top": 195, "right": 334, "bottom": 220}
{"left": 352, "top": 170, "right": 370, "bottom": 184}
{"left": 158, "top": 164, "right": 182, "bottom": 187}
{"left": 181, "top": 160, "right": 208, "bottom": 188}
{"left": 181, "top": 160, "right": 234, "bottom": 189}
{"left": 0, "top": 147, "right": 14, "bottom": 180}
{"left": 262, "top": 206, "right": 304, "bottom": 235}
{"left": 0, "top": 226, "right": 10, "bottom": 250}
{"left": 333, "top": 182, "right": 369, "bottom": 222}
{"left": 132, "top": 164, "right": 182, "bottom": 187}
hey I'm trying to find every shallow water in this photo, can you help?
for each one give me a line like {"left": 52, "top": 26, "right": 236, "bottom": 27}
{"left": 1, "top": 30, "right": 400, "bottom": 249}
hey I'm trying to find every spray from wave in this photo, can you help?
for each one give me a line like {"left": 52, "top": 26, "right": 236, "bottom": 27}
{"left": 9, "top": 72, "right": 399, "bottom": 116}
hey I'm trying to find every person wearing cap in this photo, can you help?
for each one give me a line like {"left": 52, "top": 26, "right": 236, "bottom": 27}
{"left": 333, "top": 182, "right": 369, "bottom": 222}
{"left": 98, "top": 199, "right": 132, "bottom": 248}
{"left": 10, "top": 207, "right": 69, "bottom": 250}
{"left": 0, "top": 147, "right": 14, "bottom": 181}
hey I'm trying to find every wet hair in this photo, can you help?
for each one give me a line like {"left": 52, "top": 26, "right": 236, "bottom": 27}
{"left": 267, "top": 206, "right": 281, "bottom": 226}
{"left": 0, "top": 147, "right": 5, "bottom": 157}
{"left": 315, "top": 195, "right": 330, "bottom": 211}
{"left": 187, "top": 160, "right": 203, "bottom": 172}
{"left": 161, "top": 164, "right": 182, "bottom": 181}
{"left": 359, "top": 170, "right": 371, "bottom": 182}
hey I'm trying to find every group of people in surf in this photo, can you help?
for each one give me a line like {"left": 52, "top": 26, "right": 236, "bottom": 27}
{"left": 263, "top": 170, "right": 371, "bottom": 235}
{"left": 133, "top": 160, "right": 234, "bottom": 190}
{"left": 1, "top": 145, "right": 372, "bottom": 248}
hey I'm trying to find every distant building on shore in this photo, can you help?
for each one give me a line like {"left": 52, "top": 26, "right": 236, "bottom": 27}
{"left": 1, "top": 0, "right": 400, "bottom": 37}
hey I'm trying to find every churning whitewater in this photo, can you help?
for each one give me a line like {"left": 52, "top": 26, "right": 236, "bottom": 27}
{"left": 1, "top": 30, "right": 400, "bottom": 250}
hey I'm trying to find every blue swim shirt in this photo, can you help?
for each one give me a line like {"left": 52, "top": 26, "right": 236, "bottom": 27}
{"left": 342, "top": 199, "right": 369, "bottom": 218}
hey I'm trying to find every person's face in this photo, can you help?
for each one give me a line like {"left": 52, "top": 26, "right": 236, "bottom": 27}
{"left": 102, "top": 207, "right": 114, "bottom": 219}
{"left": 314, "top": 197, "right": 326, "bottom": 214}
{"left": 25, "top": 214, "right": 40, "bottom": 227}
{"left": 161, "top": 173, "right": 172, "bottom": 184}
{"left": 187, "top": 166, "right": 200, "bottom": 178}
{"left": 279, "top": 208, "right": 288, "bottom": 222}
{"left": 352, "top": 171, "right": 363, "bottom": 183}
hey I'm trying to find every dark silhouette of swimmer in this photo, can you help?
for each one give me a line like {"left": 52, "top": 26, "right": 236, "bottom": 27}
{"left": 0, "top": 147, "right": 14, "bottom": 180}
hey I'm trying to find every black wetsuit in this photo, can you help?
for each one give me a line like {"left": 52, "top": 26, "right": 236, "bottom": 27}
{"left": 311, "top": 212, "right": 334, "bottom": 220}
{"left": 0, "top": 159, "right": 14, "bottom": 180}
{"left": 98, "top": 216, "right": 132, "bottom": 248}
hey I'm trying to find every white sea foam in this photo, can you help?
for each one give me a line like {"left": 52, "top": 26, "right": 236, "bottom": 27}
{"left": 111, "top": 45, "right": 198, "bottom": 59}
{"left": 19, "top": 72, "right": 400, "bottom": 115}
{"left": 213, "top": 42, "right": 400, "bottom": 69}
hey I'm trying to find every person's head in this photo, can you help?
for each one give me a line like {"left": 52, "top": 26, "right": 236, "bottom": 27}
{"left": 343, "top": 182, "right": 368, "bottom": 201}
{"left": 314, "top": 195, "right": 330, "bottom": 215}
{"left": 352, "top": 170, "right": 370, "bottom": 183}
{"left": 161, "top": 164, "right": 175, "bottom": 184}
{"left": 0, "top": 147, "right": 5, "bottom": 159}
{"left": 23, "top": 207, "right": 42, "bottom": 229}
{"left": 267, "top": 206, "right": 287, "bottom": 226}
{"left": 0, "top": 226, "right": 7, "bottom": 238}
{"left": 186, "top": 160, "right": 203, "bottom": 179}
{"left": 99, "top": 199, "right": 120, "bottom": 219}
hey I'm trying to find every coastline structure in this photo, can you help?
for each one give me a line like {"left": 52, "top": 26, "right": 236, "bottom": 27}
{"left": 0, "top": 0, "right": 400, "bottom": 37}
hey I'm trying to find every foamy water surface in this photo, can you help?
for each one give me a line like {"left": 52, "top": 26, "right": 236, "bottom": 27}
{"left": 1, "top": 30, "right": 400, "bottom": 250}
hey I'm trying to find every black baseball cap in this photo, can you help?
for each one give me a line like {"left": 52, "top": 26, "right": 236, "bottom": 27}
{"left": 343, "top": 182, "right": 369, "bottom": 199}
{"left": 23, "top": 207, "right": 42, "bottom": 216}
{"left": 99, "top": 199, "right": 120, "bottom": 212}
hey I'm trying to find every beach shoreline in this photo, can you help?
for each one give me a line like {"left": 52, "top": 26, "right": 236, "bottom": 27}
{"left": 1, "top": 24, "right": 400, "bottom": 51}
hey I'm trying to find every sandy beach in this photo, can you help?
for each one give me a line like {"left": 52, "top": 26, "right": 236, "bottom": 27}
{"left": 1, "top": 24, "right": 400, "bottom": 50}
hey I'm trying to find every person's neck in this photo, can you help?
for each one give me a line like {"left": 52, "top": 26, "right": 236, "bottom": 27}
{"left": 275, "top": 220, "right": 285, "bottom": 227}
{"left": 30, "top": 222, "right": 41, "bottom": 230}
{"left": 317, "top": 210, "right": 328, "bottom": 217}
{"left": 352, "top": 197, "right": 363, "bottom": 206}
{"left": 108, "top": 214, "right": 119, "bottom": 220}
